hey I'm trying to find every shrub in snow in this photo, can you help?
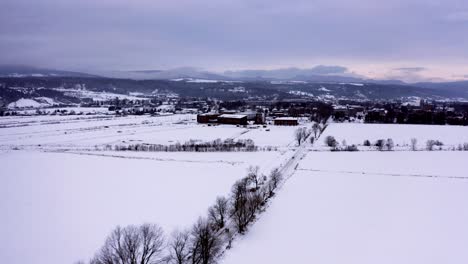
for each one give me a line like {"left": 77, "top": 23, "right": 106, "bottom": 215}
{"left": 426, "top": 140, "right": 443, "bottom": 151}
{"left": 346, "top": 145, "right": 359, "bottom": 152}
{"left": 375, "top": 139, "right": 387, "bottom": 151}
{"left": 410, "top": 138, "right": 418, "bottom": 151}
{"left": 330, "top": 144, "right": 359, "bottom": 152}
{"left": 325, "top": 136, "right": 337, "bottom": 147}
{"left": 457, "top": 143, "right": 468, "bottom": 151}
{"left": 363, "top": 140, "right": 371, "bottom": 147}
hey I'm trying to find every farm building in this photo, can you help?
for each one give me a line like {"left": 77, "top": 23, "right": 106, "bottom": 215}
{"left": 217, "top": 114, "right": 248, "bottom": 125}
{"left": 238, "top": 111, "right": 265, "bottom": 124}
{"left": 274, "top": 117, "right": 298, "bottom": 126}
{"left": 197, "top": 113, "right": 220, "bottom": 123}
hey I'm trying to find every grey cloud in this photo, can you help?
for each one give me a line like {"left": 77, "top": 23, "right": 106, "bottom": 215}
{"left": 224, "top": 65, "right": 352, "bottom": 79}
{"left": 386, "top": 67, "right": 430, "bottom": 83}
{"left": 394, "top": 67, "right": 427, "bottom": 73}
{"left": 308, "top": 65, "right": 348, "bottom": 75}
{"left": 445, "top": 11, "right": 468, "bottom": 22}
{"left": 0, "top": 0, "right": 468, "bottom": 76}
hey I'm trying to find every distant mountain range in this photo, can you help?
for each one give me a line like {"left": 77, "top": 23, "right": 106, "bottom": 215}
{"left": 0, "top": 65, "right": 99, "bottom": 78}
{"left": 1, "top": 65, "right": 468, "bottom": 106}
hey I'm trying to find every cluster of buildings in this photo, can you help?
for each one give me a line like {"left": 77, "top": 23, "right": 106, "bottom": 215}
{"left": 331, "top": 100, "right": 468, "bottom": 126}
{"left": 197, "top": 111, "right": 299, "bottom": 126}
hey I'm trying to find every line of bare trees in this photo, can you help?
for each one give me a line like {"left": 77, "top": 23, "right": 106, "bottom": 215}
{"left": 83, "top": 166, "right": 284, "bottom": 264}
{"left": 295, "top": 122, "right": 325, "bottom": 146}
{"left": 100, "top": 139, "right": 263, "bottom": 152}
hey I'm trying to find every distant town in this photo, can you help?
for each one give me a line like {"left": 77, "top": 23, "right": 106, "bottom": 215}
{"left": 2, "top": 94, "right": 467, "bottom": 126}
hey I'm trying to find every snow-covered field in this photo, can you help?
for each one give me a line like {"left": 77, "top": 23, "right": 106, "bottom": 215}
{"left": 0, "top": 114, "right": 302, "bottom": 264}
{"left": 0, "top": 150, "right": 287, "bottom": 264}
{"left": 317, "top": 122, "right": 468, "bottom": 150}
{"left": 0, "top": 114, "right": 303, "bottom": 150}
{"left": 222, "top": 151, "right": 468, "bottom": 264}
{"left": 3, "top": 117, "right": 467, "bottom": 264}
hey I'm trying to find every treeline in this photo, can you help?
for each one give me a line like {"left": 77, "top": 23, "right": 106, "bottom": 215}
{"left": 82, "top": 167, "right": 284, "bottom": 264}
{"left": 365, "top": 108, "right": 468, "bottom": 126}
{"left": 295, "top": 121, "right": 326, "bottom": 146}
{"left": 324, "top": 136, "right": 359, "bottom": 152}
{"left": 324, "top": 136, "right": 468, "bottom": 152}
{"left": 100, "top": 139, "right": 273, "bottom": 152}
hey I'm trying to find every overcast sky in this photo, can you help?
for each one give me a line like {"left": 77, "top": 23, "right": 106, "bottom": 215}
{"left": 1, "top": 0, "right": 468, "bottom": 82}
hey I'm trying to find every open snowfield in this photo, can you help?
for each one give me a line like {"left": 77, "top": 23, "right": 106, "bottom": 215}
{"left": 0, "top": 113, "right": 302, "bottom": 264}
{"left": 222, "top": 151, "right": 468, "bottom": 264}
{"left": 0, "top": 150, "right": 288, "bottom": 264}
{"left": 318, "top": 122, "right": 468, "bottom": 149}
{"left": 3, "top": 116, "right": 467, "bottom": 264}
{"left": 0, "top": 114, "right": 302, "bottom": 150}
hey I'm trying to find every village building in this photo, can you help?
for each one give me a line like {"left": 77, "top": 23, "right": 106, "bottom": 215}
{"left": 197, "top": 113, "right": 220, "bottom": 123}
{"left": 274, "top": 117, "right": 298, "bottom": 126}
{"left": 217, "top": 114, "right": 248, "bottom": 125}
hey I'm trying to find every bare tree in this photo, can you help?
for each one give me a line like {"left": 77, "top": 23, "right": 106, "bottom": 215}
{"left": 168, "top": 230, "right": 191, "bottom": 264}
{"left": 91, "top": 223, "right": 165, "bottom": 264}
{"left": 310, "top": 136, "right": 315, "bottom": 144}
{"left": 208, "top": 196, "right": 228, "bottom": 230}
{"left": 386, "top": 138, "right": 394, "bottom": 151}
{"left": 190, "top": 218, "right": 222, "bottom": 264}
{"left": 246, "top": 166, "right": 260, "bottom": 190}
{"left": 261, "top": 168, "right": 283, "bottom": 200}
{"left": 295, "top": 128, "right": 304, "bottom": 145}
{"left": 410, "top": 138, "right": 418, "bottom": 151}
{"left": 229, "top": 176, "right": 264, "bottom": 234}
{"left": 268, "top": 168, "right": 282, "bottom": 194}
{"left": 229, "top": 179, "right": 249, "bottom": 234}
{"left": 312, "top": 122, "right": 321, "bottom": 138}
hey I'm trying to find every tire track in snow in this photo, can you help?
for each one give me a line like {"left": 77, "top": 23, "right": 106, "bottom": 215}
{"left": 297, "top": 168, "right": 468, "bottom": 180}
{"left": 55, "top": 151, "right": 245, "bottom": 166}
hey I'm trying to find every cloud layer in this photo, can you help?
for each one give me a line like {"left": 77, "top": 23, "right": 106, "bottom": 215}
{"left": 1, "top": 0, "right": 468, "bottom": 80}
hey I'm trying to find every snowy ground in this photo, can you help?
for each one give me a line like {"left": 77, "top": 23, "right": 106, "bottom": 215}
{"left": 0, "top": 150, "right": 290, "bottom": 264}
{"left": 4, "top": 116, "right": 466, "bottom": 264}
{"left": 316, "top": 122, "right": 468, "bottom": 150}
{"left": 0, "top": 114, "right": 303, "bottom": 150}
{"left": 222, "top": 151, "right": 468, "bottom": 264}
{"left": 0, "top": 114, "right": 303, "bottom": 264}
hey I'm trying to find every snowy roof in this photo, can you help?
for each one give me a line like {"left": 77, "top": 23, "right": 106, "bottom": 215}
{"left": 8, "top": 98, "right": 45, "bottom": 109}
{"left": 274, "top": 117, "right": 298, "bottom": 121}
{"left": 199, "top": 112, "right": 219, "bottom": 116}
{"left": 218, "top": 114, "right": 247, "bottom": 119}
